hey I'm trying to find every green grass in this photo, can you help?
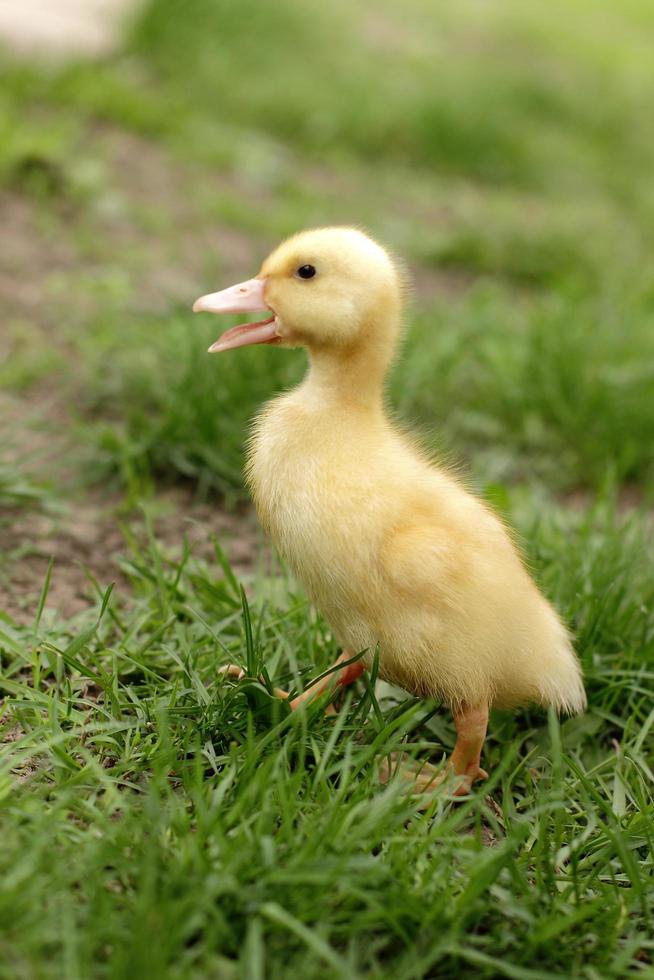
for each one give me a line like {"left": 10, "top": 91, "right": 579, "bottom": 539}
{"left": 2, "top": 0, "right": 654, "bottom": 975}
{"left": 2, "top": 498, "right": 653, "bottom": 978}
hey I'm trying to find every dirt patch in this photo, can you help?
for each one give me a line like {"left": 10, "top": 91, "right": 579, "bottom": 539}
{"left": 0, "top": 191, "right": 79, "bottom": 320}
{"left": 0, "top": 131, "right": 270, "bottom": 345}
{"left": 561, "top": 485, "right": 649, "bottom": 512}
{"left": 0, "top": 486, "right": 261, "bottom": 625}
{"left": 95, "top": 127, "right": 265, "bottom": 292}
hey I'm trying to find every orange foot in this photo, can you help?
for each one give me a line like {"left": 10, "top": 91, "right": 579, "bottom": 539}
{"left": 379, "top": 703, "right": 489, "bottom": 807}
{"left": 379, "top": 752, "right": 488, "bottom": 807}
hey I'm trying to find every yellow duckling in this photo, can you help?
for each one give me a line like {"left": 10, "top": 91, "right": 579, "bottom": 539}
{"left": 194, "top": 227, "right": 586, "bottom": 797}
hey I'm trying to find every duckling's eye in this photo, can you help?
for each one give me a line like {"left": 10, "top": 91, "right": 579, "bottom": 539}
{"left": 296, "top": 264, "right": 316, "bottom": 280}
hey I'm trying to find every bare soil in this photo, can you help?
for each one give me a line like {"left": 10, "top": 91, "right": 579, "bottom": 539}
{"left": 0, "top": 487, "right": 260, "bottom": 625}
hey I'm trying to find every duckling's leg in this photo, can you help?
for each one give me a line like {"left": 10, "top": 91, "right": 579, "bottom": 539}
{"left": 448, "top": 703, "right": 489, "bottom": 792}
{"left": 218, "top": 652, "right": 365, "bottom": 713}
{"left": 380, "top": 703, "right": 489, "bottom": 802}
{"left": 218, "top": 664, "right": 291, "bottom": 700}
{"left": 288, "top": 652, "right": 365, "bottom": 711}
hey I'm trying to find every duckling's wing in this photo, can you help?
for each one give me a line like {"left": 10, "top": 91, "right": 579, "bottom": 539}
{"left": 380, "top": 523, "right": 471, "bottom": 612}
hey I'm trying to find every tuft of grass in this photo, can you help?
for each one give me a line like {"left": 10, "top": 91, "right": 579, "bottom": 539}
{"left": 395, "top": 284, "right": 654, "bottom": 491}
{"left": 1, "top": 496, "right": 653, "bottom": 977}
{"left": 0, "top": 440, "right": 52, "bottom": 510}
{"left": 71, "top": 313, "right": 303, "bottom": 501}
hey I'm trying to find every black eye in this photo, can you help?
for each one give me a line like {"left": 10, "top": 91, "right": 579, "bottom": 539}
{"left": 296, "top": 264, "right": 316, "bottom": 280}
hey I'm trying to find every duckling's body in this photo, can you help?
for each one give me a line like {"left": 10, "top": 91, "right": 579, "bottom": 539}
{"left": 248, "top": 375, "right": 583, "bottom": 714}
{"left": 194, "top": 226, "right": 585, "bottom": 797}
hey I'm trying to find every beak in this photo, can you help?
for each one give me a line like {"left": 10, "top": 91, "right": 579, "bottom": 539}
{"left": 192, "top": 277, "right": 280, "bottom": 353}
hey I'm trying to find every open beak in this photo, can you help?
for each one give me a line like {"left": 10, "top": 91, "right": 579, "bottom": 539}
{"left": 192, "top": 277, "right": 280, "bottom": 353}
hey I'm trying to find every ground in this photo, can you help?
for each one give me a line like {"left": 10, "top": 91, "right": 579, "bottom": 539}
{"left": 0, "top": 1, "right": 653, "bottom": 977}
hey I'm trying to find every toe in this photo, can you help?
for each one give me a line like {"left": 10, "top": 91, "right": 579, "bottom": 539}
{"left": 218, "top": 665, "right": 293, "bottom": 703}
{"left": 379, "top": 754, "right": 446, "bottom": 794}
{"left": 378, "top": 752, "right": 401, "bottom": 785}
{"left": 218, "top": 664, "right": 246, "bottom": 680}
{"left": 452, "top": 774, "right": 475, "bottom": 796}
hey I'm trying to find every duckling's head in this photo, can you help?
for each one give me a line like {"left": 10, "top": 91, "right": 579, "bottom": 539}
{"left": 193, "top": 227, "right": 404, "bottom": 364}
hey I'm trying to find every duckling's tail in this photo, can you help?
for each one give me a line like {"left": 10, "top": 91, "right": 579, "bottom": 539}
{"left": 539, "top": 622, "right": 587, "bottom": 716}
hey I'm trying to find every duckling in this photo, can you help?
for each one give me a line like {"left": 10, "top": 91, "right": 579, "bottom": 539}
{"left": 193, "top": 227, "right": 586, "bottom": 797}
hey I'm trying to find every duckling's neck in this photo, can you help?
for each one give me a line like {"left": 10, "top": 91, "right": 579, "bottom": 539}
{"left": 302, "top": 339, "right": 394, "bottom": 416}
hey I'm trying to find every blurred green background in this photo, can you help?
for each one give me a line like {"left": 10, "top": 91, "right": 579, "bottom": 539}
{"left": 2, "top": 0, "right": 654, "bottom": 505}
